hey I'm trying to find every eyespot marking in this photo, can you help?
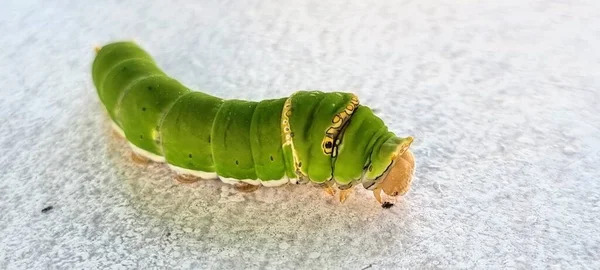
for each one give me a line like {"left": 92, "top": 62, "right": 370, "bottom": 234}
{"left": 321, "top": 94, "right": 359, "bottom": 155}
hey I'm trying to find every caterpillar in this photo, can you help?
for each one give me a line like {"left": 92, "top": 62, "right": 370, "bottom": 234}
{"left": 91, "top": 41, "right": 416, "bottom": 207}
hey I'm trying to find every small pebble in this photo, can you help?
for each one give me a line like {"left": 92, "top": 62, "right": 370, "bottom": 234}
{"left": 308, "top": 252, "right": 320, "bottom": 259}
{"left": 516, "top": 136, "right": 534, "bottom": 144}
{"left": 562, "top": 146, "right": 578, "bottom": 155}
{"left": 434, "top": 182, "right": 443, "bottom": 193}
{"left": 279, "top": 242, "right": 290, "bottom": 250}
{"left": 526, "top": 216, "right": 538, "bottom": 224}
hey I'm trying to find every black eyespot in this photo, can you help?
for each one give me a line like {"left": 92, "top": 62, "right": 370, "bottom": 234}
{"left": 325, "top": 141, "right": 333, "bottom": 149}
{"left": 142, "top": 107, "right": 146, "bottom": 111}
{"left": 189, "top": 154, "right": 193, "bottom": 158}
{"left": 381, "top": 202, "right": 394, "bottom": 209}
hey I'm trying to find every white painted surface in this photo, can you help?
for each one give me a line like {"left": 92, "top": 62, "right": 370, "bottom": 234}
{"left": 1, "top": 0, "right": 600, "bottom": 269}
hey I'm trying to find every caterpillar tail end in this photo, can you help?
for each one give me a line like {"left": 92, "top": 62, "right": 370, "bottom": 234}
{"left": 373, "top": 136, "right": 416, "bottom": 208}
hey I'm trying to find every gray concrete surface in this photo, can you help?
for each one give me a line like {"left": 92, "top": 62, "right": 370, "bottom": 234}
{"left": 1, "top": 0, "right": 600, "bottom": 269}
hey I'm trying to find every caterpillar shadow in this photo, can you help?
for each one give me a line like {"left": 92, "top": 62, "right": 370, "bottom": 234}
{"left": 102, "top": 118, "right": 418, "bottom": 257}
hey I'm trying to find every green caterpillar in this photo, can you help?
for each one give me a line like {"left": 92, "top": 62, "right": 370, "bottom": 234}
{"left": 92, "top": 41, "right": 416, "bottom": 207}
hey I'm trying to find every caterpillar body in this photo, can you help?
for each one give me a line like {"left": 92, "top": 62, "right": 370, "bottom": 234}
{"left": 92, "top": 41, "right": 416, "bottom": 207}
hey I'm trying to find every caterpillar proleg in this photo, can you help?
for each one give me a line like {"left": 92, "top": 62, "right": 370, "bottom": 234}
{"left": 92, "top": 41, "right": 416, "bottom": 207}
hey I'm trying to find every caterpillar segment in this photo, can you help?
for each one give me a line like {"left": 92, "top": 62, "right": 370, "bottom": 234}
{"left": 92, "top": 41, "right": 416, "bottom": 207}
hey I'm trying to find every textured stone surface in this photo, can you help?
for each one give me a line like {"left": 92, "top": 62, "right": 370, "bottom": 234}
{"left": 1, "top": 0, "right": 600, "bottom": 269}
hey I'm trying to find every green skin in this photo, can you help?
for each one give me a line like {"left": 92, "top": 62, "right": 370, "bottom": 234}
{"left": 92, "top": 41, "right": 411, "bottom": 188}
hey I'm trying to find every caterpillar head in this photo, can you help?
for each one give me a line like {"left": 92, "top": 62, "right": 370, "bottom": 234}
{"left": 364, "top": 136, "right": 416, "bottom": 207}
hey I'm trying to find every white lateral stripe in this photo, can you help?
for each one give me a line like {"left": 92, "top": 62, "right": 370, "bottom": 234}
{"left": 219, "top": 177, "right": 290, "bottom": 187}
{"left": 129, "top": 142, "right": 165, "bottom": 162}
{"left": 111, "top": 122, "right": 125, "bottom": 138}
{"left": 260, "top": 177, "right": 289, "bottom": 187}
{"left": 220, "top": 177, "right": 241, "bottom": 185}
{"left": 168, "top": 164, "right": 218, "bottom": 179}
{"left": 241, "top": 179, "right": 261, "bottom": 185}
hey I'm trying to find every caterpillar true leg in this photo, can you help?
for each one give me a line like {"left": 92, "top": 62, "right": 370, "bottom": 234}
{"left": 233, "top": 182, "right": 260, "bottom": 193}
{"left": 323, "top": 186, "right": 337, "bottom": 196}
{"left": 338, "top": 189, "right": 353, "bottom": 203}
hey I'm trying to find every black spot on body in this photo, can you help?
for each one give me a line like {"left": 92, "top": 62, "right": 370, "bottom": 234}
{"left": 298, "top": 162, "right": 302, "bottom": 167}
{"left": 189, "top": 154, "right": 193, "bottom": 158}
{"left": 270, "top": 155, "right": 274, "bottom": 161}
{"left": 147, "top": 86, "right": 153, "bottom": 91}
{"left": 325, "top": 141, "right": 333, "bottom": 149}
{"left": 142, "top": 107, "right": 146, "bottom": 111}
{"left": 235, "top": 160, "right": 239, "bottom": 165}
{"left": 208, "top": 136, "right": 211, "bottom": 143}
{"left": 140, "top": 135, "right": 144, "bottom": 139}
